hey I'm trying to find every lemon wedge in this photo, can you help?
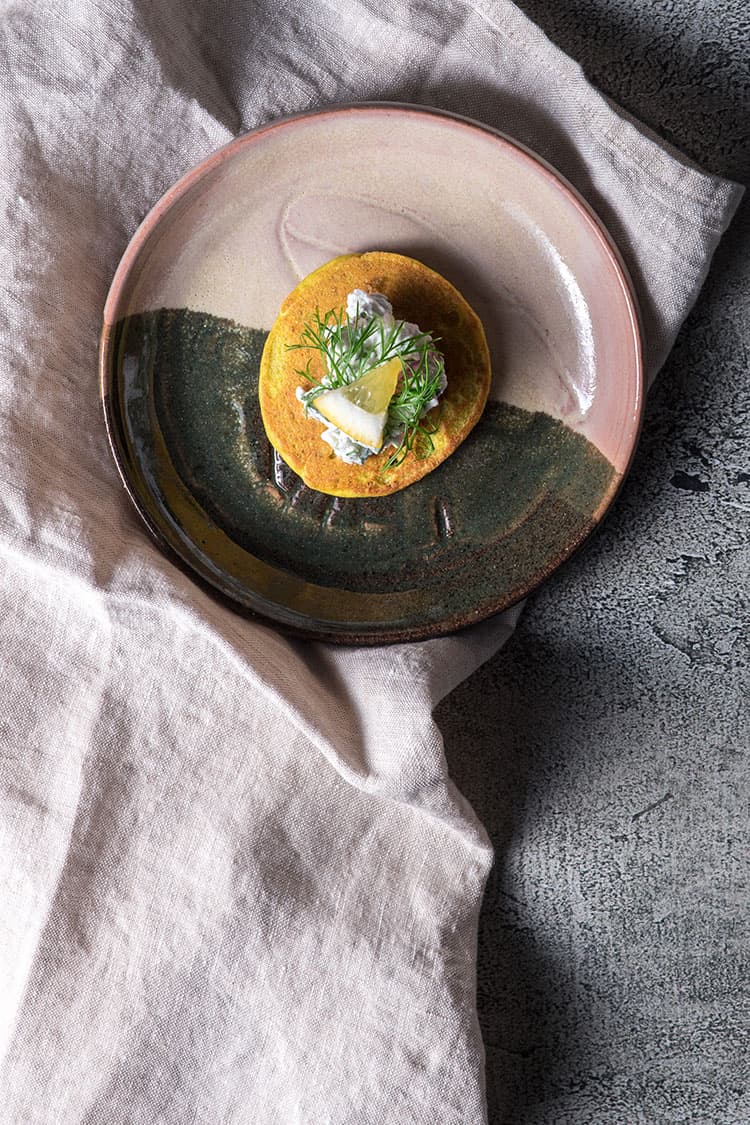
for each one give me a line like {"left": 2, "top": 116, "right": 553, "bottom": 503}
{"left": 314, "top": 357, "right": 401, "bottom": 451}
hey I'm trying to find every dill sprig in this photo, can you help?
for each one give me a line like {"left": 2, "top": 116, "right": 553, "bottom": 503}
{"left": 382, "top": 350, "right": 444, "bottom": 471}
{"left": 287, "top": 303, "right": 445, "bottom": 471}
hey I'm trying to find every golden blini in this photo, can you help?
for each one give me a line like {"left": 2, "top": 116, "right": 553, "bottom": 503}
{"left": 258, "top": 251, "right": 492, "bottom": 498}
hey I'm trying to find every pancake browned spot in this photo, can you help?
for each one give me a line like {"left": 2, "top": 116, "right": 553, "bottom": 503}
{"left": 259, "top": 251, "right": 491, "bottom": 498}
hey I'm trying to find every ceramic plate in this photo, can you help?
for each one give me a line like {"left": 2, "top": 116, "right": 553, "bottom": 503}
{"left": 100, "top": 103, "right": 643, "bottom": 643}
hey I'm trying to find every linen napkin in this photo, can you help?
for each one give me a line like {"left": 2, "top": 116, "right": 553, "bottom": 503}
{"left": 0, "top": 1, "right": 742, "bottom": 1122}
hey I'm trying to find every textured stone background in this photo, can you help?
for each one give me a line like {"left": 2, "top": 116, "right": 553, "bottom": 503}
{"left": 436, "top": 2, "right": 749, "bottom": 1122}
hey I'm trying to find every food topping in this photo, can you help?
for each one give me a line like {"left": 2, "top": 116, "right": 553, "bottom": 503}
{"left": 290, "top": 290, "right": 446, "bottom": 467}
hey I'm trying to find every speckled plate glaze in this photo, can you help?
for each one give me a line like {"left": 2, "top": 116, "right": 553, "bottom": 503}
{"left": 100, "top": 103, "right": 643, "bottom": 643}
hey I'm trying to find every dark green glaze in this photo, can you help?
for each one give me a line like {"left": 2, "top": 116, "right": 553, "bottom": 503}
{"left": 108, "top": 308, "right": 617, "bottom": 641}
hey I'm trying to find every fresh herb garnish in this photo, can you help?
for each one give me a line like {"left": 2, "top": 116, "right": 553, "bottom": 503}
{"left": 287, "top": 303, "right": 445, "bottom": 471}
{"left": 381, "top": 349, "right": 444, "bottom": 470}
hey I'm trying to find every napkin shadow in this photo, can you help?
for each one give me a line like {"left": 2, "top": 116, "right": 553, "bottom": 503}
{"left": 512, "top": 0, "right": 749, "bottom": 186}
{"left": 510, "top": 0, "right": 750, "bottom": 309}
{"left": 132, "top": 0, "right": 243, "bottom": 134}
{"left": 436, "top": 628, "right": 595, "bottom": 1124}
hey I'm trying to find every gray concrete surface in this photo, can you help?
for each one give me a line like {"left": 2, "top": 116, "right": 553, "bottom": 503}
{"left": 436, "top": 2, "right": 749, "bottom": 1122}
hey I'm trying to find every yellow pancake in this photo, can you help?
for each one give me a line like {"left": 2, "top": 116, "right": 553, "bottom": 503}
{"left": 258, "top": 252, "right": 491, "bottom": 498}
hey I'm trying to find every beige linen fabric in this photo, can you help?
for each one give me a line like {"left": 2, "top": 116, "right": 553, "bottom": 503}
{"left": 0, "top": 1, "right": 742, "bottom": 1122}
